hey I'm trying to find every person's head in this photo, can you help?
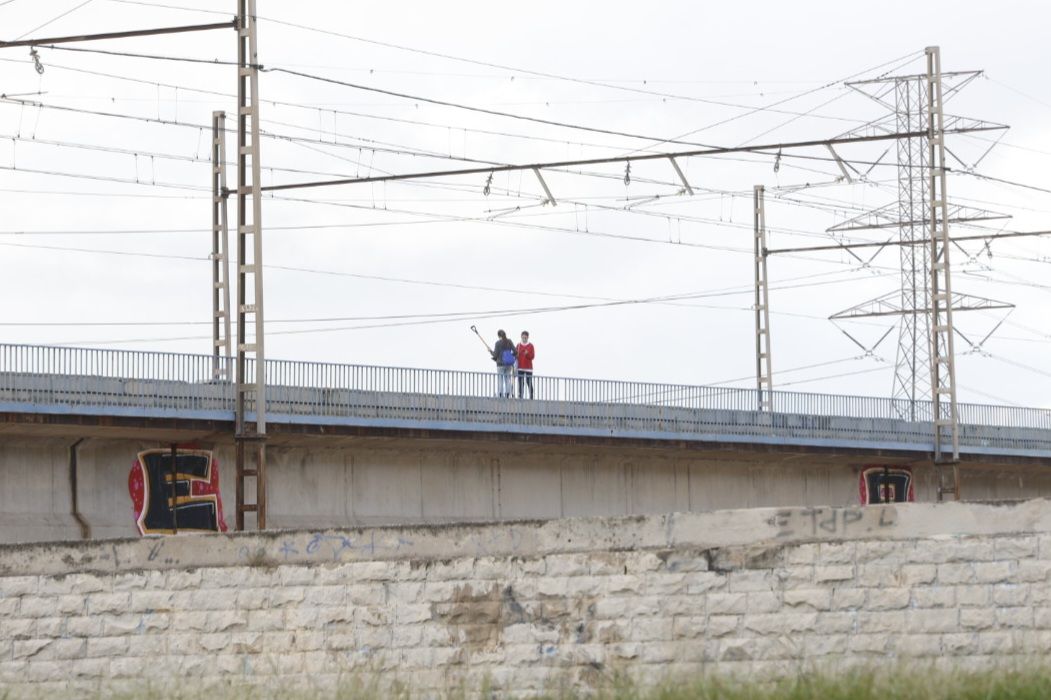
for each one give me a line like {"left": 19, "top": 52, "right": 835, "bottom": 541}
{"left": 520, "top": 331, "right": 530, "bottom": 343}
{"left": 497, "top": 329, "right": 506, "bottom": 339}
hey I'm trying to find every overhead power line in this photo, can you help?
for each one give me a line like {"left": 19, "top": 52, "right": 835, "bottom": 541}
{"left": 11, "top": 0, "right": 96, "bottom": 41}
{"left": 766, "top": 230, "right": 1051, "bottom": 256}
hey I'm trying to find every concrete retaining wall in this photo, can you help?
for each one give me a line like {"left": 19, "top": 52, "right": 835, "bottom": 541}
{"left": 5, "top": 435, "right": 1051, "bottom": 544}
{"left": 4, "top": 500, "right": 1051, "bottom": 697}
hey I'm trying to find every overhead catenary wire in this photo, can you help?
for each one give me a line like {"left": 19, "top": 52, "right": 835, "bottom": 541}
{"left": 2, "top": 10, "right": 1048, "bottom": 405}
{"left": 98, "top": 0, "right": 892, "bottom": 129}
{"left": 11, "top": 0, "right": 96, "bottom": 41}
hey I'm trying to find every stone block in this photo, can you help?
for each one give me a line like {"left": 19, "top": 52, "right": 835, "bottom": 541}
{"left": 855, "top": 564, "right": 902, "bottom": 587}
{"left": 277, "top": 565, "right": 317, "bottom": 586}
{"left": 623, "top": 551, "right": 663, "bottom": 574}
{"left": 0, "top": 576, "right": 38, "bottom": 596}
{"left": 235, "top": 587, "right": 270, "bottom": 610}
{"left": 974, "top": 561, "right": 1014, "bottom": 584}
{"left": 959, "top": 608, "right": 995, "bottom": 630}
{"left": 18, "top": 597, "right": 56, "bottom": 618}
{"left": 911, "top": 587, "right": 955, "bottom": 608}
{"left": 85, "top": 634, "right": 127, "bottom": 655}
{"left": 830, "top": 588, "right": 866, "bottom": 610}
{"left": 638, "top": 641, "right": 679, "bottom": 663}
{"left": 12, "top": 639, "right": 51, "bottom": 660}
{"left": 544, "top": 553, "right": 590, "bottom": 577}
{"left": 937, "top": 563, "right": 975, "bottom": 584}
{"left": 1016, "top": 560, "right": 1051, "bottom": 583}
{"left": 905, "top": 608, "right": 959, "bottom": 633}
{"left": 991, "top": 536, "right": 1038, "bottom": 559}
{"left": 683, "top": 571, "right": 727, "bottom": 594}
{"left": 954, "top": 585, "right": 990, "bottom": 607}
{"left": 270, "top": 586, "right": 306, "bottom": 608}
{"left": 901, "top": 564, "right": 937, "bottom": 585}
{"left": 422, "top": 559, "right": 475, "bottom": 582}
{"left": 64, "top": 616, "right": 102, "bottom": 638}
{"left": 893, "top": 633, "right": 941, "bottom": 656}
{"left": 814, "top": 612, "right": 856, "bottom": 634}
{"left": 302, "top": 585, "right": 347, "bottom": 607}
{"left": 660, "top": 551, "right": 712, "bottom": 573}
{"left": 746, "top": 591, "right": 782, "bottom": 613}
{"left": 785, "top": 543, "right": 818, "bottom": 566}
{"left": 6, "top": 617, "right": 34, "bottom": 638}
{"left": 659, "top": 595, "right": 700, "bottom": 616}
{"left": 707, "top": 592, "right": 747, "bottom": 615}
{"left": 728, "top": 570, "right": 774, "bottom": 593}
{"left": 977, "top": 631, "right": 1014, "bottom": 654}
{"left": 707, "top": 615, "right": 739, "bottom": 637}
{"left": 111, "top": 572, "right": 150, "bottom": 592}
{"left": 672, "top": 615, "right": 708, "bottom": 639}
{"left": 778, "top": 565, "right": 814, "bottom": 590}
{"left": 743, "top": 612, "right": 817, "bottom": 635}
{"left": 847, "top": 634, "right": 888, "bottom": 654}
{"left": 941, "top": 632, "right": 977, "bottom": 655}
{"left": 865, "top": 587, "right": 910, "bottom": 611}
{"left": 586, "top": 553, "right": 627, "bottom": 576}
{"left": 85, "top": 592, "right": 130, "bottom": 615}
{"left": 614, "top": 617, "right": 664, "bottom": 644}
{"left": 818, "top": 542, "right": 856, "bottom": 564}
{"left": 128, "top": 589, "right": 175, "bottom": 613}
{"left": 995, "top": 606, "right": 1033, "bottom": 628}
{"left": 200, "top": 567, "right": 249, "bottom": 588}
{"left": 603, "top": 574, "right": 643, "bottom": 596}
{"left": 1015, "top": 629, "right": 1051, "bottom": 654}
{"left": 992, "top": 584, "right": 1029, "bottom": 607}
{"left": 165, "top": 569, "right": 203, "bottom": 590}
{"left": 187, "top": 588, "right": 238, "bottom": 611}
{"left": 857, "top": 611, "right": 906, "bottom": 634}
{"left": 814, "top": 566, "right": 854, "bottom": 583}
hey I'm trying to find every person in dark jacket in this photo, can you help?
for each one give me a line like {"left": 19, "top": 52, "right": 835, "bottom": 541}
{"left": 491, "top": 329, "right": 517, "bottom": 398}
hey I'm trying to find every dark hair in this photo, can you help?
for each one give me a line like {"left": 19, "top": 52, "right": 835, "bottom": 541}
{"left": 521, "top": 331, "right": 529, "bottom": 336}
{"left": 497, "top": 329, "right": 506, "bottom": 339}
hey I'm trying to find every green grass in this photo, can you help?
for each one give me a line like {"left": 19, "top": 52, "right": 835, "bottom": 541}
{"left": 627, "top": 669, "right": 1051, "bottom": 700}
{"left": 15, "top": 667, "right": 1051, "bottom": 700}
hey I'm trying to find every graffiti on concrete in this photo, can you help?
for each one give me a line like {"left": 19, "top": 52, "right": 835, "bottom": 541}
{"left": 859, "top": 466, "right": 914, "bottom": 505}
{"left": 128, "top": 448, "right": 227, "bottom": 535}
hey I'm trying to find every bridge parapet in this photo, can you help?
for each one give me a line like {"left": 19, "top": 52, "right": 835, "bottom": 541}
{"left": 1, "top": 343, "right": 1049, "bottom": 456}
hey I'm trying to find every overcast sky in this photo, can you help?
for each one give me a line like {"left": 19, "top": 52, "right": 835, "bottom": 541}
{"left": 0, "top": 0, "right": 1049, "bottom": 408}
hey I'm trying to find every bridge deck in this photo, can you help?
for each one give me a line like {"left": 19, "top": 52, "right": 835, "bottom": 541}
{"left": 1, "top": 344, "right": 1049, "bottom": 458}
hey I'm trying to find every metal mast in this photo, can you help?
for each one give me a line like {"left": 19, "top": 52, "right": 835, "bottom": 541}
{"left": 925, "top": 46, "right": 961, "bottom": 497}
{"left": 211, "top": 111, "right": 232, "bottom": 380}
{"left": 234, "top": 0, "right": 266, "bottom": 529}
{"left": 753, "top": 185, "right": 773, "bottom": 411}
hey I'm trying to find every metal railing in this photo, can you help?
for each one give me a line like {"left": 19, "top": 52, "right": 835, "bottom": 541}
{"left": 0, "top": 343, "right": 1049, "bottom": 432}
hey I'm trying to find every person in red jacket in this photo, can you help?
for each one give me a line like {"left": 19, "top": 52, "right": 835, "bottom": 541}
{"left": 516, "top": 331, "right": 536, "bottom": 399}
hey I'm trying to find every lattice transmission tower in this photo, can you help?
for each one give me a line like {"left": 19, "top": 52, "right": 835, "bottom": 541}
{"left": 829, "top": 48, "right": 1010, "bottom": 426}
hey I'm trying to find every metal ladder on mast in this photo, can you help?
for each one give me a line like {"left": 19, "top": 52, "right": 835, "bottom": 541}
{"left": 234, "top": 0, "right": 267, "bottom": 529}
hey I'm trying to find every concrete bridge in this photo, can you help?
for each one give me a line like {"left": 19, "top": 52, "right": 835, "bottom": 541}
{"left": 1, "top": 343, "right": 1050, "bottom": 543}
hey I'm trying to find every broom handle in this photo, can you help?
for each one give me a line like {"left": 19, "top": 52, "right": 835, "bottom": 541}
{"left": 470, "top": 326, "right": 493, "bottom": 357}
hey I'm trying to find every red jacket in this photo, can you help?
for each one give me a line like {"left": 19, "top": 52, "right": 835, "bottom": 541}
{"left": 516, "top": 342, "right": 535, "bottom": 370}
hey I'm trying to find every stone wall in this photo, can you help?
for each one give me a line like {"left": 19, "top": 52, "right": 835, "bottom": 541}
{"left": 3, "top": 500, "right": 1051, "bottom": 697}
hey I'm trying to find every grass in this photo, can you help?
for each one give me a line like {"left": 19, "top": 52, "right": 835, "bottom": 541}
{"left": 12, "top": 667, "right": 1051, "bottom": 699}
{"left": 630, "top": 668, "right": 1051, "bottom": 700}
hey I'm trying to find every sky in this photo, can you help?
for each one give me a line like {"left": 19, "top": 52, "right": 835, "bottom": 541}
{"left": 0, "top": 0, "right": 1049, "bottom": 408}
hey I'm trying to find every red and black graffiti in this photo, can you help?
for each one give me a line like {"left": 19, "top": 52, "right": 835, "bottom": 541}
{"left": 859, "top": 465, "right": 915, "bottom": 505}
{"left": 129, "top": 449, "right": 227, "bottom": 535}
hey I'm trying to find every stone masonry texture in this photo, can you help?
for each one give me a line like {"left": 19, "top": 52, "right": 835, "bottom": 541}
{"left": 3, "top": 500, "right": 1051, "bottom": 697}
